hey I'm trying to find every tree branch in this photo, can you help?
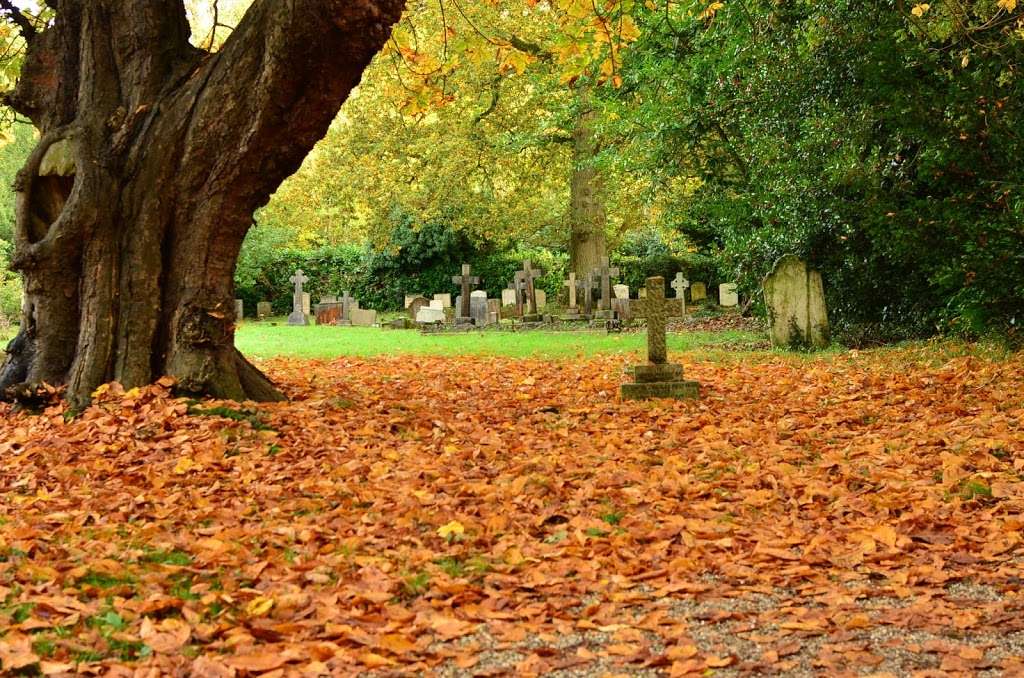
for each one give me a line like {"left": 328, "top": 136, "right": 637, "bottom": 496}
{"left": 0, "top": 0, "right": 36, "bottom": 42}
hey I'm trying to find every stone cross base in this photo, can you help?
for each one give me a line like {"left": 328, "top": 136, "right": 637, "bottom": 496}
{"left": 287, "top": 311, "right": 309, "bottom": 326}
{"left": 621, "top": 362, "right": 700, "bottom": 401}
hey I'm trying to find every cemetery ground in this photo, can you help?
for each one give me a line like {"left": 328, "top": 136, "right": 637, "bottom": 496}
{"left": 1, "top": 325, "right": 1024, "bottom": 676}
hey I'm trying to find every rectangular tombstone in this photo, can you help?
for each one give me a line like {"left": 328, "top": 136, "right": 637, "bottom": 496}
{"left": 350, "top": 308, "right": 377, "bottom": 327}
{"left": 257, "top": 301, "right": 272, "bottom": 319}
{"left": 470, "top": 291, "right": 488, "bottom": 326}
{"left": 416, "top": 307, "right": 446, "bottom": 323}
{"left": 719, "top": 283, "right": 739, "bottom": 307}
{"left": 611, "top": 298, "right": 632, "bottom": 323}
{"left": 433, "top": 293, "right": 452, "bottom": 308}
{"left": 613, "top": 284, "right": 630, "bottom": 300}
{"left": 690, "top": 282, "right": 707, "bottom": 302}
{"left": 535, "top": 288, "right": 546, "bottom": 311}
{"left": 315, "top": 302, "right": 344, "bottom": 326}
{"left": 501, "top": 288, "right": 518, "bottom": 307}
{"left": 301, "top": 292, "right": 311, "bottom": 316}
{"left": 235, "top": 299, "right": 244, "bottom": 321}
{"left": 429, "top": 299, "right": 445, "bottom": 311}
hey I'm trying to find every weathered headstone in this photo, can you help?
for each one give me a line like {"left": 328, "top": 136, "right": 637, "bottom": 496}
{"left": 315, "top": 303, "right": 344, "bottom": 326}
{"left": 613, "top": 284, "right": 630, "bottom": 300}
{"left": 301, "top": 292, "right": 311, "bottom": 316}
{"left": 501, "top": 288, "right": 517, "bottom": 307}
{"left": 257, "top": 301, "right": 272, "bottom": 320}
{"left": 517, "top": 260, "right": 543, "bottom": 319}
{"left": 340, "top": 291, "right": 358, "bottom": 325}
{"left": 671, "top": 273, "right": 689, "bottom": 316}
{"left": 320, "top": 294, "right": 338, "bottom": 304}
{"left": 452, "top": 264, "right": 481, "bottom": 321}
{"left": 350, "top": 308, "right": 377, "bottom": 327}
{"left": 611, "top": 297, "right": 632, "bottom": 323}
{"left": 487, "top": 299, "right": 501, "bottom": 325}
{"left": 719, "top": 283, "right": 739, "bottom": 307}
{"left": 621, "top": 276, "right": 699, "bottom": 401}
{"left": 763, "top": 255, "right": 830, "bottom": 349}
{"left": 470, "top": 290, "right": 489, "bottom": 326}
{"left": 235, "top": 299, "right": 244, "bottom": 321}
{"left": 288, "top": 270, "right": 310, "bottom": 326}
{"left": 564, "top": 273, "right": 580, "bottom": 311}
{"left": 416, "top": 307, "right": 446, "bottom": 324}
{"left": 582, "top": 273, "right": 596, "bottom": 316}
{"left": 535, "top": 288, "right": 546, "bottom": 312}
{"left": 407, "top": 296, "right": 431, "bottom": 320}
{"left": 430, "top": 299, "right": 445, "bottom": 311}
{"left": 405, "top": 294, "right": 423, "bottom": 309}
{"left": 592, "top": 257, "right": 620, "bottom": 318}
{"left": 433, "top": 293, "right": 452, "bottom": 309}
{"left": 690, "top": 282, "right": 707, "bottom": 302}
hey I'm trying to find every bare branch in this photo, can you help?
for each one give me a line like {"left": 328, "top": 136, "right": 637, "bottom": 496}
{"left": 0, "top": 0, "right": 37, "bottom": 42}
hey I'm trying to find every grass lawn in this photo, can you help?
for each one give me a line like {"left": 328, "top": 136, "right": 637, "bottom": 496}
{"left": 234, "top": 320, "right": 763, "bottom": 360}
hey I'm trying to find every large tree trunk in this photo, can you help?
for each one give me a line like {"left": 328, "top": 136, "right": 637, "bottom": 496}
{"left": 0, "top": 0, "right": 403, "bottom": 408}
{"left": 568, "top": 87, "right": 607, "bottom": 279}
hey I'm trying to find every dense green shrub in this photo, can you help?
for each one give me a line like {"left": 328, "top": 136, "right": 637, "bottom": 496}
{"left": 610, "top": 0, "right": 1024, "bottom": 340}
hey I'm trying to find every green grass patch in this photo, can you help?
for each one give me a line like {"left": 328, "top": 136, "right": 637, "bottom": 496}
{"left": 140, "top": 549, "right": 193, "bottom": 567}
{"left": 187, "top": 403, "right": 274, "bottom": 431}
{"left": 236, "top": 323, "right": 763, "bottom": 361}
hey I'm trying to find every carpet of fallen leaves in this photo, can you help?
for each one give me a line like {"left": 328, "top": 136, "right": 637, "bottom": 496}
{"left": 2, "top": 344, "right": 1024, "bottom": 677}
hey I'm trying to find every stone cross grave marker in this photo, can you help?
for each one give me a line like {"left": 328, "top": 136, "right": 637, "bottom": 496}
{"left": 509, "top": 272, "right": 527, "bottom": 317}
{"left": 621, "top": 276, "right": 700, "bottom": 401}
{"left": 452, "top": 264, "right": 480, "bottom": 320}
{"left": 632, "top": 277, "right": 682, "bottom": 364}
{"left": 671, "top": 273, "right": 689, "bottom": 316}
{"left": 564, "top": 272, "right": 580, "bottom": 311}
{"left": 592, "top": 257, "right": 620, "bottom": 312}
{"left": 516, "top": 260, "right": 543, "bottom": 317}
{"left": 582, "top": 272, "right": 596, "bottom": 316}
{"left": 288, "top": 269, "right": 310, "bottom": 326}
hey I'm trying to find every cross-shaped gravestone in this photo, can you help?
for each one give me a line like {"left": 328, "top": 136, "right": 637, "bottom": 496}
{"left": 516, "top": 260, "right": 543, "bottom": 316}
{"left": 592, "top": 257, "right": 620, "bottom": 311}
{"left": 582, "top": 272, "right": 596, "bottom": 315}
{"left": 288, "top": 269, "right": 310, "bottom": 326}
{"left": 452, "top": 264, "right": 481, "bottom": 319}
{"left": 507, "top": 272, "right": 525, "bottom": 317}
{"left": 564, "top": 272, "right": 580, "bottom": 310}
{"left": 671, "top": 273, "right": 690, "bottom": 316}
{"left": 633, "top": 276, "right": 683, "bottom": 364}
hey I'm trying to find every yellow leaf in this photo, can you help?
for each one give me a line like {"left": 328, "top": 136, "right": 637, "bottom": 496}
{"left": 437, "top": 520, "right": 465, "bottom": 539}
{"left": 998, "top": 0, "right": 1017, "bottom": 11}
{"left": 173, "top": 456, "right": 196, "bottom": 474}
{"left": 245, "top": 596, "right": 274, "bottom": 617}
{"left": 911, "top": 3, "right": 930, "bottom": 16}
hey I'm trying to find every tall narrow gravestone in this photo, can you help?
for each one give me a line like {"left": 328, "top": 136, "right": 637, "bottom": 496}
{"left": 621, "top": 277, "right": 700, "bottom": 401}
{"left": 235, "top": 299, "right": 244, "bottom": 321}
{"left": 763, "top": 254, "right": 830, "bottom": 349}
{"left": 592, "top": 257, "right": 619, "bottom": 319}
{"left": 288, "top": 270, "right": 310, "bottom": 326}
{"left": 452, "top": 264, "right": 481, "bottom": 323}
{"left": 671, "top": 273, "right": 689, "bottom": 316}
{"left": 513, "top": 260, "right": 543, "bottom": 321}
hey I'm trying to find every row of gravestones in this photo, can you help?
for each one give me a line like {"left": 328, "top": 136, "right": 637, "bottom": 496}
{"left": 237, "top": 255, "right": 828, "bottom": 349}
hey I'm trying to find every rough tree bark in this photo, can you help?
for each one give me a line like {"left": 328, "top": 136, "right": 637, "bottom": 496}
{"left": 0, "top": 0, "right": 404, "bottom": 408}
{"left": 568, "top": 87, "right": 607, "bottom": 279}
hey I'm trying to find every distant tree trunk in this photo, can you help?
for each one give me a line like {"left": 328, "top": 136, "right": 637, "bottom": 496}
{"left": 0, "top": 0, "right": 403, "bottom": 408}
{"left": 568, "top": 87, "right": 607, "bottom": 279}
